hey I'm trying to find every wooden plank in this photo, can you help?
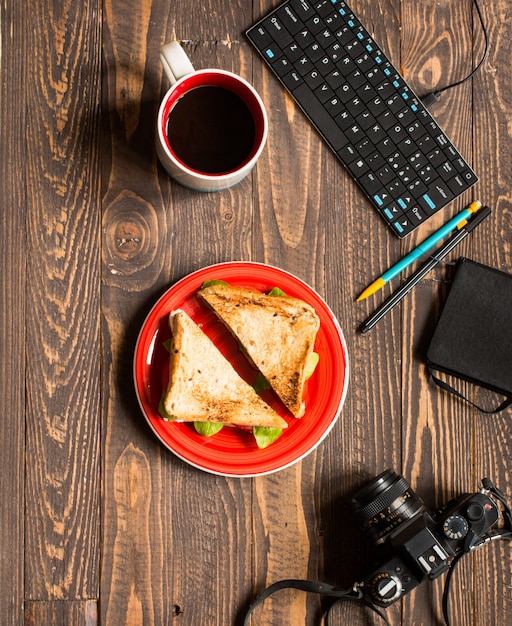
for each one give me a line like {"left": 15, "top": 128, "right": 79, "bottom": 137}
{"left": 400, "top": 0, "right": 477, "bottom": 623}
{"left": 400, "top": 0, "right": 511, "bottom": 624}
{"left": 0, "top": 1, "right": 27, "bottom": 623}
{"left": 100, "top": 2, "right": 256, "bottom": 624}
{"left": 471, "top": 0, "right": 512, "bottom": 624}
{"left": 248, "top": 1, "right": 405, "bottom": 624}
{"left": 25, "top": 601, "right": 97, "bottom": 626}
{"left": 23, "top": 0, "right": 102, "bottom": 603}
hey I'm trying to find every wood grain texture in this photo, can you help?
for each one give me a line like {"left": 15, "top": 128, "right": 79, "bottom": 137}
{"left": 0, "top": 1, "right": 27, "bottom": 624}
{"left": 23, "top": 0, "right": 102, "bottom": 602}
{"left": 1, "top": 0, "right": 511, "bottom": 624}
{"left": 25, "top": 600, "right": 97, "bottom": 626}
{"left": 399, "top": 2, "right": 478, "bottom": 624}
{"left": 100, "top": 3, "right": 256, "bottom": 625}
{"left": 470, "top": 1, "right": 512, "bottom": 624}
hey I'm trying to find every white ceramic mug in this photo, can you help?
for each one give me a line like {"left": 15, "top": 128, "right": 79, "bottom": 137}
{"left": 157, "top": 42, "right": 268, "bottom": 191}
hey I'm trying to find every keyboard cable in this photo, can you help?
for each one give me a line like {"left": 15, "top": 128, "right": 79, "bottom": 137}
{"left": 421, "top": 0, "right": 489, "bottom": 108}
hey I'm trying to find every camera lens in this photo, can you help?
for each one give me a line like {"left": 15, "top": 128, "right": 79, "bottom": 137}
{"left": 349, "top": 469, "right": 425, "bottom": 544}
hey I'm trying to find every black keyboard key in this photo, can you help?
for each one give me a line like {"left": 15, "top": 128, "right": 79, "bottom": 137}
{"left": 289, "top": 0, "right": 315, "bottom": 19}
{"left": 325, "top": 68, "right": 345, "bottom": 89}
{"left": 418, "top": 179, "right": 456, "bottom": 213}
{"left": 367, "top": 95, "right": 387, "bottom": 117}
{"left": 355, "top": 136, "right": 374, "bottom": 157}
{"left": 397, "top": 137, "right": 417, "bottom": 157}
{"left": 265, "top": 15, "right": 294, "bottom": 47}
{"left": 347, "top": 156, "right": 369, "bottom": 177}
{"left": 409, "top": 151, "right": 428, "bottom": 170}
{"left": 282, "top": 69, "right": 303, "bottom": 91}
{"left": 406, "top": 205, "right": 428, "bottom": 227}
{"left": 376, "top": 164, "right": 395, "bottom": 186}
{"left": 306, "top": 41, "right": 324, "bottom": 62}
{"left": 315, "top": 82, "right": 335, "bottom": 103}
{"left": 357, "top": 110, "right": 376, "bottom": 131}
{"left": 324, "top": 93, "right": 344, "bottom": 115}
{"left": 306, "top": 14, "right": 325, "bottom": 35}
{"left": 296, "top": 27, "right": 315, "bottom": 48}
{"left": 283, "top": 41, "right": 304, "bottom": 62}
{"left": 296, "top": 54, "right": 315, "bottom": 75}
{"left": 391, "top": 215, "right": 416, "bottom": 237}
{"left": 337, "top": 109, "right": 355, "bottom": 131}
{"left": 367, "top": 123, "right": 387, "bottom": 144}
{"left": 294, "top": 83, "right": 348, "bottom": 151}
{"left": 273, "top": 55, "right": 295, "bottom": 77}
{"left": 447, "top": 173, "right": 469, "bottom": 195}
{"left": 407, "top": 178, "right": 428, "bottom": 196}
{"left": 277, "top": 4, "right": 304, "bottom": 34}
{"left": 417, "top": 164, "right": 436, "bottom": 185}
{"left": 304, "top": 68, "right": 325, "bottom": 89}
{"left": 313, "top": 0, "right": 333, "bottom": 18}
{"left": 376, "top": 136, "right": 396, "bottom": 158}
{"left": 359, "top": 171, "right": 383, "bottom": 196}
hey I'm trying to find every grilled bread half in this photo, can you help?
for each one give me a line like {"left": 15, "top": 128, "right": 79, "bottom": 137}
{"left": 198, "top": 283, "right": 320, "bottom": 417}
{"left": 163, "top": 310, "right": 287, "bottom": 429}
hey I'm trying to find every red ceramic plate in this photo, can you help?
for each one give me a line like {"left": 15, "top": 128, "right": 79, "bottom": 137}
{"left": 134, "top": 262, "right": 349, "bottom": 476}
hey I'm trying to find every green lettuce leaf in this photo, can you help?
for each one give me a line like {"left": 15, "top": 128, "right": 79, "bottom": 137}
{"left": 253, "top": 426, "right": 283, "bottom": 449}
{"left": 253, "top": 372, "right": 271, "bottom": 393}
{"left": 201, "top": 279, "right": 230, "bottom": 288}
{"left": 194, "top": 422, "right": 224, "bottom": 437}
{"left": 158, "top": 396, "right": 175, "bottom": 421}
{"left": 305, "top": 352, "right": 319, "bottom": 380}
{"left": 267, "top": 286, "right": 286, "bottom": 297}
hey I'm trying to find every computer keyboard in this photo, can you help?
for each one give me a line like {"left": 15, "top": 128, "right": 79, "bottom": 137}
{"left": 246, "top": 0, "right": 478, "bottom": 238}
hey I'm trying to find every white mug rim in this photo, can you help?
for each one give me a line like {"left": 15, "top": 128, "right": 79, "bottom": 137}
{"left": 157, "top": 69, "right": 268, "bottom": 182}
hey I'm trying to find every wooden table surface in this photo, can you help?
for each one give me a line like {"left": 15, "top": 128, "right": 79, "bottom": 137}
{"left": 2, "top": 1, "right": 511, "bottom": 624}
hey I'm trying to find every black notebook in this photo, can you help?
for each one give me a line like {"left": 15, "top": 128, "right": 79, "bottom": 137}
{"left": 426, "top": 257, "right": 512, "bottom": 413}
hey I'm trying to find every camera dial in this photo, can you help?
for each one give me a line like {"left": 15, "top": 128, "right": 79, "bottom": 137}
{"left": 368, "top": 572, "right": 403, "bottom": 604}
{"left": 443, "top": 515, "right": 469, "bottom": 540}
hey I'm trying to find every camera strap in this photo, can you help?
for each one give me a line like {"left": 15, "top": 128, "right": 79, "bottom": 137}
{"left": 442, "top": 479, "right": 512, "bottom": 626}
{"left": 243, "top": 578, "right": 391, "bottom": 626}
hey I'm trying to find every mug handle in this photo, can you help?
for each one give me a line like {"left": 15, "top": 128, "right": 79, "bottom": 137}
{"left": 159, "top": 41, "right": 195, "bottom": 85}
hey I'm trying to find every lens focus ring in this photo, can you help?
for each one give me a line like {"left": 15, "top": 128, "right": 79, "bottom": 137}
{"left": 350, "top": 470, "right": 425, "bottom": 543}
{"left": 356, "top": 476, "right": 414, "bottom": 520}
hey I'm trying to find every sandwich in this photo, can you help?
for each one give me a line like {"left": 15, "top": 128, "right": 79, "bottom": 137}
{"left": 162, "top": 309, "right": 287, "bottom": 434}
{"left": 198, "top": 282, "right": 320, "bottom": 417}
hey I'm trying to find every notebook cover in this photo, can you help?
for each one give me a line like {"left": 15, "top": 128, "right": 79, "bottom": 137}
{"left": 426, "top": 257, "right": 512, "bottom": 397}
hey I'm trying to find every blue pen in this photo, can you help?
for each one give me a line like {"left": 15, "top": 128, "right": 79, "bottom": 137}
{"left": 357, "top": 201, "right": 483, "bottom": 300}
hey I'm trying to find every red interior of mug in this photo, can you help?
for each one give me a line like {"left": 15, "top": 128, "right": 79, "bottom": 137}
{"left": 160, "top": 71, "right": 266, "bottom": 177}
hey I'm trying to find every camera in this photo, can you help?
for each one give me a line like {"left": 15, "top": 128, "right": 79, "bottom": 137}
{"left": 243, "top": 469, "right": 511, "bottom": 626}
{"left": 349, "top": 469, "right": 501, "bottom": 607}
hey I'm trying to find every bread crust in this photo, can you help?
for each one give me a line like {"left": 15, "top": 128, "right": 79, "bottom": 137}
{"left": 198, "top": 284, "right": 320, "bottom": 417}
{"left": 163, "top": 310, "right": 287, "bottom": 429}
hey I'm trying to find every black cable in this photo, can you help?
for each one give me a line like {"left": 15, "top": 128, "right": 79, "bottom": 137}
{"left": 442, "top": 551, "right": 466, "bottom": 626}
{"left": 421, "top": 0, "right": 489, "bottom": 107}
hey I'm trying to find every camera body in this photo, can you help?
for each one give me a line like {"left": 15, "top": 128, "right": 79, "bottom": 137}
{"left": 350, "top": 470, "right": 500, "bottom": 607}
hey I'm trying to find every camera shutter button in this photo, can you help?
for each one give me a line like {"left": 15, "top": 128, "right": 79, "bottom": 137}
{"left": 466, "top": 503, "right": 484, "bottom": 521}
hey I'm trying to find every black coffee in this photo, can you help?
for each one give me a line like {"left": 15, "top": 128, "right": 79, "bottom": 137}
{"left": 166, "top": 85, "right": 256, "bottom": 174}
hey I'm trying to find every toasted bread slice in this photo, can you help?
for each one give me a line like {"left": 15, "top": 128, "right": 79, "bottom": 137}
{"left": 163, "top": 310, "right": 287, "bottom": 429}
{"left": 198, "top": 283, "right": 320, "bottom": 417}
